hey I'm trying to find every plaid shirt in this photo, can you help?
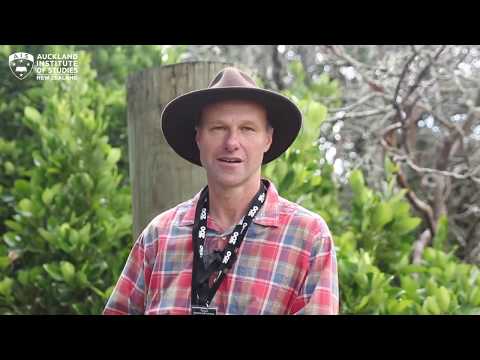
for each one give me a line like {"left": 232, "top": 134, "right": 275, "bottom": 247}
{"left": 104, "top": 180, "right": 339, "bottom": 315}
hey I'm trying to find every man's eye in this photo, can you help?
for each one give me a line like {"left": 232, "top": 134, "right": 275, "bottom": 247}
{"left": 242, "top": 127, "right": 255, "bottom": 132}
{"left": 212, "top": 126, "right": 225, "bottom": 130}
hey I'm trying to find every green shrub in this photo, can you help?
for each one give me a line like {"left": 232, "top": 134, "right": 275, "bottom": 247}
{"left": 0, "top": 52, "right": 131, "bottom": 314}
{"left": 0, "top": 45, "right": 187, "bottom": 314}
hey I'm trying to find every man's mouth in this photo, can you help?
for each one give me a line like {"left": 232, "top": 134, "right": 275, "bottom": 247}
{"left": 218, "top": 157, "right": 243, "bottom": 164}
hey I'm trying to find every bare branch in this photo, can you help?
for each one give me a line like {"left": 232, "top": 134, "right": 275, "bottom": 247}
{"left": 404, "top": 45, "right": 448, "bottom": 101}
{"left": 326, "top": 108, "right": 391, "bottom": 123}
{"left": 396, "top": 169, "right": 437, "bottom": 234}
{"left": 393, "top": 50, "right": 418, "bottom": 105}
{"left": 394, "top": 153, "right": 480, "bottom": 184}
{"left": 322, "top": 44, "right": 480, "bottom": 261}
{"left": 413, "top": 229, "right": 432, "bottom": 264}
{"left": 380, "top": 122, "right": 438, "bottom": 234}
{"left": 328, "top": 93, "right": 376, "bottom": 113}
{"left": 325, "top": 45, "right": 382, "bottom": 87}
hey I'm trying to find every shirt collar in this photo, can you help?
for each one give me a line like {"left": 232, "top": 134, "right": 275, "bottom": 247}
{"left": 179, "top": 179, "right": 280, "bottom": 228}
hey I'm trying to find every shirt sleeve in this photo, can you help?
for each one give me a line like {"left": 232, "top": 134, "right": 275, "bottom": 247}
{"left": 289, "top": 227, "right": 339, "bottom": 315}
{"left": 103, "top": 232, "right": 147, "bottom": 315}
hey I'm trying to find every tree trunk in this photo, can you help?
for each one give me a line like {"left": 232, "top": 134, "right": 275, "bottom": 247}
{"left": 127, "top": 61, "right": 230, "bottom": 238}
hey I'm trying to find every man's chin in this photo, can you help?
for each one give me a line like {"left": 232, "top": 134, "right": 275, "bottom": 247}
{"left": 213, "top": 177, "right": 244, "bottom": 188}
{"left": 207, "top": 172, "right": 248, "bottom": 189}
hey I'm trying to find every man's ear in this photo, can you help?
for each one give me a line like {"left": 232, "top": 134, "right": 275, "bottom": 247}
{"left": 195, "top": 127, "right": 200, "bottom": 147}
{"left": 264, "top": 126, "right": 274, "bottom": 153}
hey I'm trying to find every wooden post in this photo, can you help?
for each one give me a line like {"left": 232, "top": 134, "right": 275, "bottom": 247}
{"left": 127, "top": 61, "right": 230, "bottom": 239}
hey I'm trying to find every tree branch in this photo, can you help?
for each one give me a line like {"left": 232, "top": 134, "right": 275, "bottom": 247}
{"left": 413, "top": 229, "right": 432, "bottom": 264}
{"left": 328, "top": 93, "right": 377, "bottom": 113}
{"left": 380, "top": 122, "right": 436, "bottom": 234}
{"left": 394, "top": 153, "right": 480, "bottom": 184}
{"left": 327, "top": 108, "right": 391, "bottom": 122}
{"left": 404, "top": 45, "right": 448, "bottom": 101}
{"left": 393, "top": 50, "right": 418, "bottom": 105}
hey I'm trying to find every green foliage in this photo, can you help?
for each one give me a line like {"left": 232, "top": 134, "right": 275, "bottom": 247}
{"left": 263, "top": 65, "right": 343, "bottom": 230}
{"left": 72, "top": 45, "right": 186, "bottom": 178}
{"left": 263, "top": 61, "right": 480, "bottom": 315}
{"left": 433, "top": 215, "right": 449, "bottom": 251}
{"left": 0, "top": 45, "right": 187, "bottom": 314}
{"left": 0, "top": 51, "right": 133, "bottom": 314}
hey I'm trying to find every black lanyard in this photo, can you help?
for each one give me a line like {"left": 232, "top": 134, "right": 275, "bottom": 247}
{"left": 191, "top": 180, "right": 268, "bottom": 308}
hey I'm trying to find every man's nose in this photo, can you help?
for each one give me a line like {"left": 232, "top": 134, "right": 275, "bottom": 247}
{"left": 224, "top": 130, "right": 240, "bottom": 152}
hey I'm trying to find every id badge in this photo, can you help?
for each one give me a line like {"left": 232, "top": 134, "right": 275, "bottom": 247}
{"left": 191, "top": 306, "right": 217, "bottom": 315}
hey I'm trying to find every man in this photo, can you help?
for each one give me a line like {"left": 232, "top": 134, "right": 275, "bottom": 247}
{"left": 104, "top": 67, "right": 339, "bottom": 315}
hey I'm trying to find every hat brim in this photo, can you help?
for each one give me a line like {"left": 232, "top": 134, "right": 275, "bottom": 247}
{"left": 161, "top": 87, "right": 302, "bottom": 166}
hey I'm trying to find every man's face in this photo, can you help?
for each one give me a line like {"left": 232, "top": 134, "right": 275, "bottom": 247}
{"left": 195, "top": 100, "right": 273, "bottom": 189}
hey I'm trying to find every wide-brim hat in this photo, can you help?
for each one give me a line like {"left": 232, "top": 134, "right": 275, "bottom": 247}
{"left": 161, "top": 66, "right": 302, "bottom": 166}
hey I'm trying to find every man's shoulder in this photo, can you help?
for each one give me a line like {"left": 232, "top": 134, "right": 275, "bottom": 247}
{"left": 139, "top": 196, "right": 196, "bottom": 244}
{"left": 276, "top": 194, "right": 323, "bottom": 220}
{"left": 148, "top": 197, "right": 195, "bottom": 228}
{"left": 276, "top": 194, "right": 331, "bottom": 235}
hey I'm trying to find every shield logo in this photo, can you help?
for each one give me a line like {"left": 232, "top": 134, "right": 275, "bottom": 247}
{"left": 8, "top": 52, "right": 35, "bottom": 80}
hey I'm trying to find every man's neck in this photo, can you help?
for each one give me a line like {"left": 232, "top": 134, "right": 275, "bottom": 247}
{"left": 207, "top": 178, "right": 262, "bottom": 232}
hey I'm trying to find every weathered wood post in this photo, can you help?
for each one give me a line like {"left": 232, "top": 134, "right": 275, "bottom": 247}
{"left": 127, "top": 61, "right": 229, "bottom": 239}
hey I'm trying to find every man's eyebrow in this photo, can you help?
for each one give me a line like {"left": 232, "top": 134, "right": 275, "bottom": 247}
{"left": 239, "top": 120, "right": 261, "bottom": 126}
{"left": 202, "top": 118, "right": 264, "bottom": 127}
{"left": 204, "top": 119, "right": 225, "bottom": 126}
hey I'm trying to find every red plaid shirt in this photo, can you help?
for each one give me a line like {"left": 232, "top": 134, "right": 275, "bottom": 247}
{"left": 104, "top": 180, "right": 339, "bottom": 315}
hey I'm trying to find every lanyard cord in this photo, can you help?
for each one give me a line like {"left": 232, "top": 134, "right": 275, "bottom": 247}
{"left": 191, "top": 180, "right": 268, "bottom": 307}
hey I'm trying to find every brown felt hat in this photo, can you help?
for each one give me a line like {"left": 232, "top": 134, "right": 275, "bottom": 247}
{"left": 161, "top": 66, "right": 302, "bottom": 166}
